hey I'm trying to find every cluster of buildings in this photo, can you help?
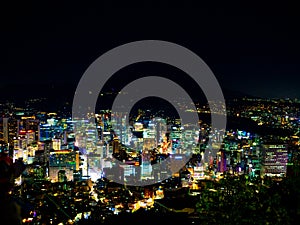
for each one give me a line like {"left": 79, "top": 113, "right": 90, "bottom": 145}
{"left": 0, "top": 97, "right": 298, "bottom": 183}
{"left": 1, "top": 96, "right": 300, "bottom": 224}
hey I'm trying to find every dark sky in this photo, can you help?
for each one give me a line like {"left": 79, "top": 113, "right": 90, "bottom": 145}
{"left": 1, "top": 2, "right": 300, "bottom": 99}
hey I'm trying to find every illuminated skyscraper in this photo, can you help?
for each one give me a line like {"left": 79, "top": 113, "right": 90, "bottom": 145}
{"left": 74, "top": 119, "right": 101, "bottom": 181}
{"left": 0, "top": 117, "right": 19, "bottom": 153}
{"left": 141, "top": 150, "right": 152, "bottom": 178}
{"left": 18, "top": 116, "right": 40, "bottom": 142}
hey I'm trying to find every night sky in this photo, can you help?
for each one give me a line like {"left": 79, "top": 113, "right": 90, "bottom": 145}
{"left": 1, "top": 2, "right": 300, "bottom": 100}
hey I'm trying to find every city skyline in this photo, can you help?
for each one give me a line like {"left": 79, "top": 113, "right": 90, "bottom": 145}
{"left": 1, "top": 3, "right": 300, "bottom": 225}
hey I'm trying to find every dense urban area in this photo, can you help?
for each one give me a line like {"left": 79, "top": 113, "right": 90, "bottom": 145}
{"left": 1, "top": 95, "right": 300, "bottom": 225}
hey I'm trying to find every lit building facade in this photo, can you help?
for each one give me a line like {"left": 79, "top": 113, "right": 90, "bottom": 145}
{"left": 49, "top": 149, "right": 80, "bottom": 182}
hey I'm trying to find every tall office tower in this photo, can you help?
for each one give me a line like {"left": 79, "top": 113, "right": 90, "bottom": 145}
{"left": 0, "top": 117, "right": 19, "bottom": 153}
{"left": 261, "top": 143, "right": 288, "bottom": 177}
{"left": 39, "top": 117, "right": 58, "bottom": 141}
{"left": 12, "top": 137, "right": 28, "bottom": 161}
{"left": 170, "top": 125, "right": 182, "bottom": 154}
{"left": 217, "top": 150, "right": 227, "bottom": 173}
{"left": 19, "top": 117, "right": 40, "bottom": 142}
{"left": 141, "top": 149, "right": 152, "bottom": 178}
{"left": 121, "top": 115, "right": 131, "bottom": 145}
{"left": 74, "top": 119, "right": 86, "bottom": 150}
{"left": 153, "top": 118, "right": 167, "bottom": 145}
{"left": 39, "top": 140, "right": 53, "bottom": 163}
{"left": 39, "top": 123, "right": 54, "bottom": 141}
{"left": 111, "top": 112, "right": 132, "bottom": 146}
{"left": 85, "top": 123, "right": 98, "bottom": 153}
{"left": 95, "top": 114, "right": 104, "bottom": 141}
{"left": 74, "top": 119, "right": 100, "bottom": 180}
{"left": 144, "top": 120, "right": 157, "bottom": 144}
{"left": 18, "top": 129, "right": 36, "bottom": 145}
{"left": 111, "top": 112, "right": 122, "bottom": 142}
{"left": 112, "top": 137, "right": 120, "bottom": 154}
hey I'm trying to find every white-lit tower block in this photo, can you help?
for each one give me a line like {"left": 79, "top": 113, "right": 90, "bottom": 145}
{"left": 121, "top": 114, "right": 131, "bottom": 146}
{"left": 143, "top": 121, "right": 157, "bottom": 150}
{"left": 141, "top": 128, "right": 156, "bottom": 179}
{"left": 169, "top": 125, "right": 182, "bottom": 154}
{"left": 74, "top": 119, "right": 101, "bottom": 179}
{"left": 141, "top": 149, "right": 152, "bottom": 179}
{"left": 153, "top": 118, "right": 167, "bottom": 146}
{"left": 86, "top": 123, "right": 100, "bottom": 180}
{"left": 80, "top": 154, "right": 88, "bottom": 177}
{"left": 111, "top": 112, "right": 129, "bottom": 146}
{"left": 85, "top": 123, "right": 97, "bottom": 153}
{"left": 145, "top": 120, "right": 157, "bottom": 145}
{"left": 178, "top": 124, "right": 197, "bottom": 155}
{"left": 74, "top": 119, "right": 87, "bottom": 150}
{"left": 102, "top": 131, "right": 113, "bottom": 158}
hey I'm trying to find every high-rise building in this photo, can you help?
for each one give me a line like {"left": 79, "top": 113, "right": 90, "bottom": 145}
{"left": 112, "top": 137, "right": 120, "bottom": 154}
{"left": 0, "top": 118, "right": 19, "bottom": 152}
{"left": 18, "top": 117, "right": 40, "bottom": 142}
{"left": 38, "top": 140, "right": 53, "bottom": 163}
{"left": 141, "top": 149, "right": 152, "bottom": 178}
{"left": 217, "top": 150, "right": 226, "bottom": 173}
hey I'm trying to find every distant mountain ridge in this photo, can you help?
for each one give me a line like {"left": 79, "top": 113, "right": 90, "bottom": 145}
{"left": 0, "top": 82, "right": 256, "bottom": 103}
